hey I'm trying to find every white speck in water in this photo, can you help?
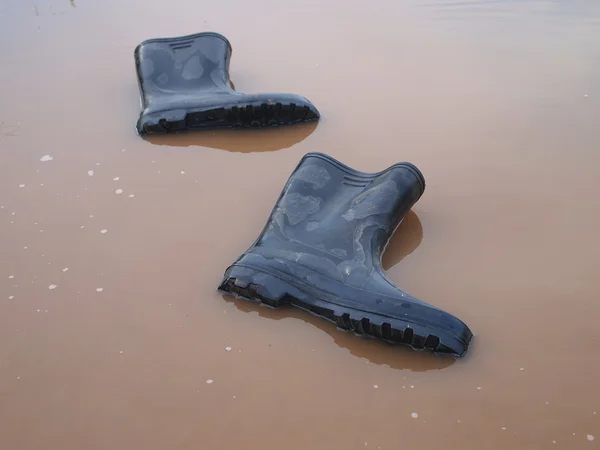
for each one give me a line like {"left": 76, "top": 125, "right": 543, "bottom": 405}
{"left": 9, "top": 275, "right": 14, "bottom": 279}
{"left": 19, "top": 184, "right": 25, "bottom": 188}
{"left": 457, "top": 420, "right": 461, "bottom": 423}
{"left": 96, "top": 288, "right": 103, "bottom": 292}
{"left": 411, "top": 413, "right": 419, "bottom": 419}
{"left": 17, "top": 376, "right": 20, "bottom": 380}
{"left": 233, "top": 395, "right": 236, "bottom": 399}
{"left": 584, "top": 94, "right": 589, "bottom": 98}
{"left": 206, "top": 379, "right": 214, "bottom": 384}
{"left": 402, "top": 385, "right": 405, "bottom": 389}
{"left": 552, "top": 440, "right": 556, "bottom": 444}
{"left": 115, "top": 189, "right": 123, "bottom": 195}
{"left": 128, "top": 194, "right": 135, "bottom": 198}
{"left": 593, "top": 412, "right": 597, "bottom": 415}
{"left": 373, "top": 385, "right": 378, "bottom": 389}
{"left": 113, "top": 177, "right": 120, "bottom": 181}
{"left": 95, "top": 162, "right": 100, "bottom": 166}
{"left": 180, "top": 171, "right": 185, "bottom": 175}
{"left": 24, "top": 246, "right": 27, "bottom": 249}
{"left": 410, "top": 385, "right": 415, "bottom": 389}
{"left": 588, "top": 435, "right": 595, "bottom": 442}
{"left": 520, "top": 367, "right": 525, "bottom": 371}
{"left": 501, "top": 427, "right": 506, "bottom": 431}
{"left": 62, "top": 268, "right": 69, "bottom": 272}
{"left": 100, "top": 229, "right": 107, "bottom": 234}
{"left": 225, "top": 347, "right": 232, "bottom": 352}
{"left": 546, "top": 401, "right": 549, "bottom": 405}
{"left": 119, "top": 350, "right": 123, "bottom": 354}
{"left": 48, "top": 284, "right": 57, "bottom": 290}
{"left": 40, "top": 154, "right": 53, "bottom": 162}
{"left": 89, "top": 215, "right": 94, "bottom": 218}
{"left": 8, "top": 296, "right": 14, "bottom": 300}
{"left": 12, "top": 212, "right": 15, "bottom": 216}
{"left": 477, "top": 386, "right": 482, "bottom": 390}
{"left": 88, "top": 170, "right": 94, "bottom": 176}
{"left": 36, "top": 309, "right": 41, "bottom": 312}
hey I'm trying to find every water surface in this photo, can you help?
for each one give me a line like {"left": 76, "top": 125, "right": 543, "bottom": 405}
{"left": 1, "top": 0, "right": 599, "bottom": 448}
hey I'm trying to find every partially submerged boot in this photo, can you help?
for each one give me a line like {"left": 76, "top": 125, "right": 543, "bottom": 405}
{"left": 218, "top": 153, "right": 473, "bottom": 357}
{"left": 134, "top": 32, "right": 320, "bottom": 135}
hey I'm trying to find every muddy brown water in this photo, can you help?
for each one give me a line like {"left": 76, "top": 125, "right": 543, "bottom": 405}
{"left": 1, "top": 0, "right": 599, "bottom": 449}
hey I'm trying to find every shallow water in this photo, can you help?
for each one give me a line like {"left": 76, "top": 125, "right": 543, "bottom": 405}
{"left": 1, "top": 0, "right": 599, "bottom": 449}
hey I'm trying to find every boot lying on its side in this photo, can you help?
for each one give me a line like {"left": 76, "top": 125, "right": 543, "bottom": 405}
{"left": 218, "top": 153, "right": 473, "bottom": 357}
{"left": 134, "top": 32, "right": 320, "bottom": 135}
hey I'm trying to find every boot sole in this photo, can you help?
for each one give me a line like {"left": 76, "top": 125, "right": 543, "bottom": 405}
{"left": 138, "top": 102, "right": 319, "bottom": 135}
{"left": 218, "top": 264, "right": 471, "bottom": 357}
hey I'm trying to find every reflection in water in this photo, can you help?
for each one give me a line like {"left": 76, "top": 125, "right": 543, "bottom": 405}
{"left": 223, "top": 296, "right": 455, "bottom": 371}
{"left": 144, "top": 121, "right": 318, "bottom": 153}
{"left": 143, "top": 77, "right": 321, "bottom": 153}
{"left": 382, "top": 210, "right": 423, "bottom": 270}
{"left": 222, "top": 210, "right": 454, "bottom": 371}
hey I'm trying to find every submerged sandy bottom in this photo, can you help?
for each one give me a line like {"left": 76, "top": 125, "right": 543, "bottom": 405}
{"left": 1, "top": 0, "right": 599, "bottom": 449}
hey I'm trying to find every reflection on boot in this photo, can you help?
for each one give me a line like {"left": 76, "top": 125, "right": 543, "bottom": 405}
{"left": 135, "top": 32, "right": 320, "bottom": 135}
{"left": 219, "top": 152, "right": 473, "bottom": 357}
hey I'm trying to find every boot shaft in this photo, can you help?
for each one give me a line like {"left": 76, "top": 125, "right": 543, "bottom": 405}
{"left": 257, "top": 153, "right": 425, "bottom": 263}
{"left": 135, "top": 32, "right": 232, "bottom": 102}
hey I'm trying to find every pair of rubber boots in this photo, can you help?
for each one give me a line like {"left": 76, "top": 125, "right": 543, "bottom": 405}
{"left": 135, "top": 32, "right": 473, "bottom": 357}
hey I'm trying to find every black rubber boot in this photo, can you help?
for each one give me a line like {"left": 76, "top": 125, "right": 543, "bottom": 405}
{"left": 218, "top": 153, "right": 473, "bottom": 357}
{"left": 134, "top": 32, "right": 320, "bottom": 135}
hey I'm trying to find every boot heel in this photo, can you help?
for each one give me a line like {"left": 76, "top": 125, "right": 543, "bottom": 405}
{"left": 218, "top": 265, "right": 291, "bottom": 308}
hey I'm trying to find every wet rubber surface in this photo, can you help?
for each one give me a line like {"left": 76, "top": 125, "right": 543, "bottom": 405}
{"left": 1, "top": 0, "right": 599, "bottom": 449}
{"left": 219, "top": 153, "right": 473, "bottom": 356}
{"left": 134, "top": 32, "right": 320, "bottom": 134}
